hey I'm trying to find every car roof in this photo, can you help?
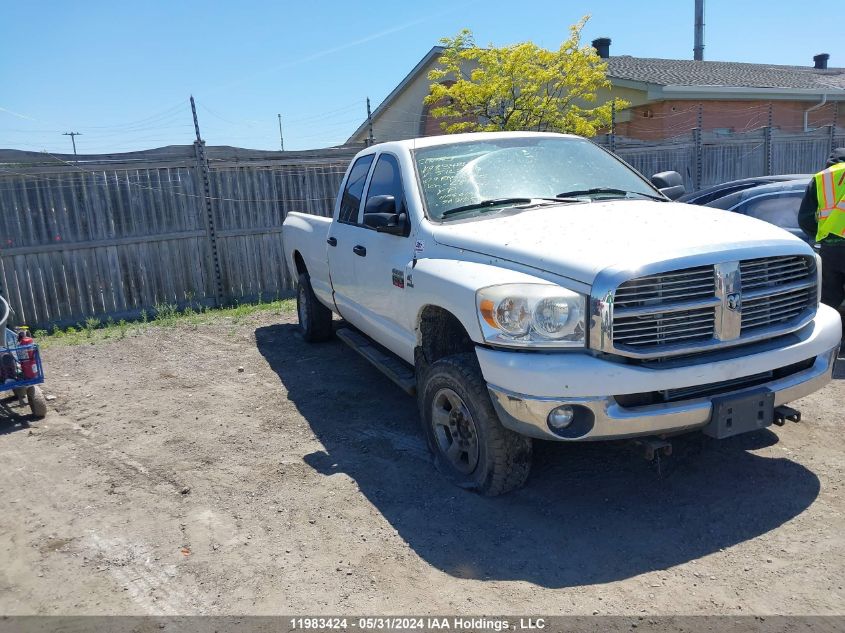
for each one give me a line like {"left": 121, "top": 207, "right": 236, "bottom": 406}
{"left": 704, "top": 178, "right": 810, "bottom": 209}
{"left": 357, "top": 131, "right": 584, "bottom": 156}
{"left": 679, "top": 174, "right": 812, "bottom": 202}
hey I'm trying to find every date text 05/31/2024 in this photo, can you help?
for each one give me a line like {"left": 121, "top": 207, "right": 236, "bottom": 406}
{"left": 289, "top": 617, "right": 547, "bottom": 630}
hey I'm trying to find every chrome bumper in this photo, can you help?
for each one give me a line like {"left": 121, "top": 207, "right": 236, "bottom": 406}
{"left": 488, "top": 346, "right": 839, "bottom": 441}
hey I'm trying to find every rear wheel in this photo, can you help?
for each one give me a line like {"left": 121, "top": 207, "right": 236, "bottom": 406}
{"left": 297, "top": 272, "right": 333, "bottom": 343}
{"left": 419, "top": 353, "right": 532, "bottom": 496}
{"left": 27, "top": 386, "right": 47, "bottom": 418}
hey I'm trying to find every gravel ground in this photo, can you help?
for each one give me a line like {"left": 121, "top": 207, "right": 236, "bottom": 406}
{"left": 0, "top": 310, "right": 842, "bottom": 616}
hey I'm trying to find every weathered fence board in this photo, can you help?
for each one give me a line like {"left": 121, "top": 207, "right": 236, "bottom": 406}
{"left": 600, "top": 127, "right": 842, "bottom": 189}
{"left": 0, "top": 145, "right": 357, "bottom": 327}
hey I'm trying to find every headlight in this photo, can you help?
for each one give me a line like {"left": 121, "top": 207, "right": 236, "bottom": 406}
{"left": 477, "top": 284, "right": 586, "bottom": 348}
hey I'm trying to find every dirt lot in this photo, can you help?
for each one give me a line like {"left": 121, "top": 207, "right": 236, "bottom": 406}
{"left": 0, "top": 309, "right": 843, "bottom": 616}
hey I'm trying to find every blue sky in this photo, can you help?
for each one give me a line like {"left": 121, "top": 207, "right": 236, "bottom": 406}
{"left": 0, "top": 0, "right": 827, "bottom": 153}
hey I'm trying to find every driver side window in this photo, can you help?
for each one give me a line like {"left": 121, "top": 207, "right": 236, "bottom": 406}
{"left": 365, "top": 153, "right": 406, "bottom": 215}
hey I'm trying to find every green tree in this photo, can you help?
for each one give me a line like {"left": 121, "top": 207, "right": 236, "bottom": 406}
{"left": 426, "top": 18, "right": 625, "bottom": 137}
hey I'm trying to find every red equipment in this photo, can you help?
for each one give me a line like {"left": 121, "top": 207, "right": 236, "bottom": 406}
{"left": 16, "top": 327, "right": 39, "bottom": 380}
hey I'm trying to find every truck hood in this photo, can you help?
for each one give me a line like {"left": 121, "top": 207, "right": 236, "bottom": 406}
{"left": 429, "top": 200, "right": 809, "bottom": 285}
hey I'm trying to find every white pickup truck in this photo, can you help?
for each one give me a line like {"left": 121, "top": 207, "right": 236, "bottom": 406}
{"left": 282, "top": 131, "right": 841, "bottom": 495}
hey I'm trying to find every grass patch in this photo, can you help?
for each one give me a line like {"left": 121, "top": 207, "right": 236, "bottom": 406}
{"left": 34, "top": 298, "right": 296, "bottom": 348}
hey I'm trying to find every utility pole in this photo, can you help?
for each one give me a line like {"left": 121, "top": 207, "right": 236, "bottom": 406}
{"left": 189, "top": 95, "right": 225, "bottom": 307}
{"left": 693, "top": 0, "right": 705, "bottom": 61}
{"left": 764, "top": 102, "right": 774, "bottom": 176}
{"left": 366, "top": 97, "right": 374, "bottom": 146}
{"left": 693, "top": 103, "right": 704, "bottom": 190}
{"left": 277, "top": 113, "right": 285, "bottom": 151}
{"left": 609, "top": 100, "right": 617, "bottom": 153}
{"left": 62, "top": 131, "right": 81, "bottom": 156}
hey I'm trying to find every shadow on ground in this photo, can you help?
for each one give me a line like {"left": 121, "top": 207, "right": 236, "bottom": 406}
{"left": 0, "top": 394, "right": 35, "bottom": 435}
{"left": 256, "top": 323, "right": 820, "bottom": 589}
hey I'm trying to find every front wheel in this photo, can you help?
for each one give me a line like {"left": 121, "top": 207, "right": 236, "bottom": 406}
{"left": 296, "top": 272, "right": 333, "bottom": 343}
{"left": 419, "top": 353, "right": 532, "bottom": 496}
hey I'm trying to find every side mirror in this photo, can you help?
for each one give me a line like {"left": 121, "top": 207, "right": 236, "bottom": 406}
{"left": 364, "top": 194, "right": 396, "bottom": 215}
{"left": 650, "top": 171, "right": 686, "bottom": 200}
{"left": 363, "top": 195, "right": 408, "bottom": 235}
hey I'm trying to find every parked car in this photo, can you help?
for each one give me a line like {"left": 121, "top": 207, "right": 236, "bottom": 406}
{"left": 281, "top": 132, "right": 841, "bottom": 496}
{"left": 703, "top": 179, "right": 813, "bottom": 243}
{"left": 678, "top": 174, "right": 811, "bottom": 206}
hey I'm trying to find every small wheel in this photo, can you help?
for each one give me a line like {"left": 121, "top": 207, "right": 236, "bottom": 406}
{"left": 13, "top": 387, "right": 26, "bottom": 406}
{"left": 297, "top": 272, "right": 333, "bottom": 343}
{"left": 27, "top": 386, "right": 47, "bottom": 418}
{"left": 419, "top": 353, "right": 532, "bottom": 496}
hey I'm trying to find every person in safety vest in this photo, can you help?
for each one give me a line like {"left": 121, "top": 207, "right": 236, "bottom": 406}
{"left": 798, "top": 148, "right": 845, "bottom": 332}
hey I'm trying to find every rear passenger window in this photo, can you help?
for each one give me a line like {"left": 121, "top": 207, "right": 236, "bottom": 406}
{"left": 338, "top": 155, "right": 374, "bottom": 224}
{"left": 740, "top": 193, "right": 802, "bottom": 229}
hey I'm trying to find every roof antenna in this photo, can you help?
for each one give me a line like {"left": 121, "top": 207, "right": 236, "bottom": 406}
{"left": 694, "top": 0, "right": 705, "bottom": 61}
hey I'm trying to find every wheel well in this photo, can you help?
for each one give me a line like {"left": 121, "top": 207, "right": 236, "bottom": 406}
{"left": 293, "top": 251, "right": 307, "bottom": 276}
{"left": 417, "top": 305, "right": 474, "bottom": 368}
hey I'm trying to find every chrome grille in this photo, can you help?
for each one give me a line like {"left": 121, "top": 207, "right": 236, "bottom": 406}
{"left": 606, "top": 254, "right": 817, "bottom": 357}
{"left": 740, "top": 256, "right": 813, "bottom": 291}
{"left": 614, "top": 265, "right": 715, "bottom": 307}
{"left": 613, "top": 307, "right": 715, "bottom": 347}
{"left": 612, "top": 266, "right": 717, "bottom": 349}
{"left": 741, "top": 287, "right": 816, "bottom": 332}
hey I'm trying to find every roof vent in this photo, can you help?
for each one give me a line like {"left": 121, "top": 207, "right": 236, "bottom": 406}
{"left": 814, "top": 53, "right": 830, "bottom": 69}
{"left": 592, "top": 38, "right": 611, "bottom": 59}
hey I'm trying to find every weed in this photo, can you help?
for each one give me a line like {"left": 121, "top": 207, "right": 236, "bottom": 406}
{"left": 84, "top": 317, "right": 99, "bottom": 338}
{"left": 154, "top": 302, "right": 179, "bottom": 326}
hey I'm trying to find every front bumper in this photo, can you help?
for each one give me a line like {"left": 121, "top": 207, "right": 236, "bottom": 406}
{"left": 479, "top": 304, "right": 842, "bottom": 441}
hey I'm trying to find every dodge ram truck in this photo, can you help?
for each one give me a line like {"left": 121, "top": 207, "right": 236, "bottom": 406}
{"left": 282, "top": 131, "right": 841, "bottom": 496}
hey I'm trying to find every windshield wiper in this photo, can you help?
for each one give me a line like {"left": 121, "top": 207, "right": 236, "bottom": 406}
{"left": 441, "top": 197, "right": 533, "bottom": 218}
{"left": 555, "top": 187, "right": 665, "bottom": 201}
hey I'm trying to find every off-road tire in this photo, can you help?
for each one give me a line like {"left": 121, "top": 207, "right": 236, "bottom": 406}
{"left": 26, "top": 385, "right": 47, "bottom": 418}
{"left": 418, "top": 353, "right": 532, "bottom": 496}
{"left": 13, "top": 387, "right": 26, "bottom": 406}
{"left": 297, "top": 272, "right": 333, "bottom": 343}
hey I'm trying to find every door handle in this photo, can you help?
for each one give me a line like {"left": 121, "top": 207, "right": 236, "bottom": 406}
{"left": 353, "top": 245, "right": 367, "bottom": 257}
{"left": 327, "top": 237, "right": 337, "bottom": 247}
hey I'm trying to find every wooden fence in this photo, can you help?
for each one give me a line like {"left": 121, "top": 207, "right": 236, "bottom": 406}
{"left": 1, "top": 127, "right": 843, "bottom": 329}
{"left": 0, "top": 144, "right": 359, "bottom": 327}
{"left": 598, "top": 126, "right": 845, "bottom": 192}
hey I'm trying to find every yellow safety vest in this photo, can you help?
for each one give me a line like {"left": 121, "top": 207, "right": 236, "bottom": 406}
{"left": 815, "top": 162, "right": 845, "bottom": 242}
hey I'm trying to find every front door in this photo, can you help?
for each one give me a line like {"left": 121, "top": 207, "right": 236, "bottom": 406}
{"left": 346, "top": 152, "right": 417, "bottom": 361}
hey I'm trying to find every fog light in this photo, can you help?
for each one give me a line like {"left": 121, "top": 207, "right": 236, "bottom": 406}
{"left": 547, "top": 405, "right": 574, "bottom": 430}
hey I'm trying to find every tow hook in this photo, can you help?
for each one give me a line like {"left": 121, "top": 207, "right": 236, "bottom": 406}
{"left": 773, "top": 405, "right": 801, "bottom": 426}
{"left": 632, "top": 436, "right": 673, "bottom": 461}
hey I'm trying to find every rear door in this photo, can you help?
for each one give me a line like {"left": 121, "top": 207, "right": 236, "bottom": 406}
{"left": 327, "top": 153, "right": 375, "bottom": 319}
